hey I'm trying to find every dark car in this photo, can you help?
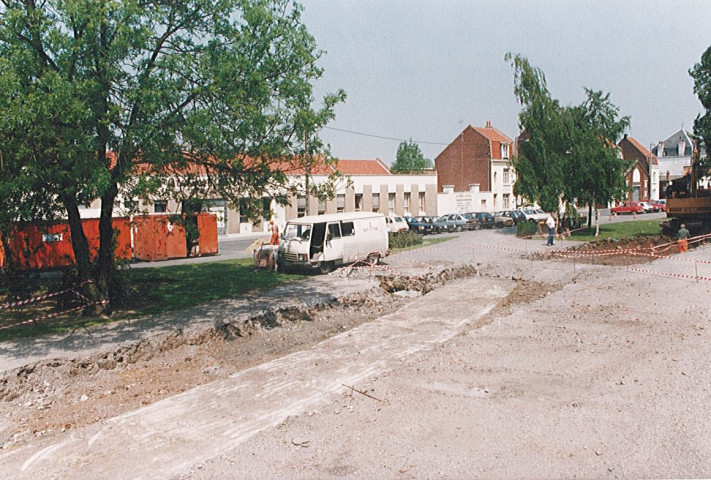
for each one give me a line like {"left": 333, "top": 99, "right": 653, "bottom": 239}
{"left": 472, "top": 212, "right": 495, "bottom": 229}
{"left": 498, "top": 210, "right": 526, "bottom": 225}
{"left": 406, "top": 216, "right": 435, "bottom": 235}
{"left": 431, "top": 215, "right": 456, "bottom": 233}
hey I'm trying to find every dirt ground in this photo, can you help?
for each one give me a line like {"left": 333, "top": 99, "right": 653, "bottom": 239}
{"left": 1, "top": 229, "right": 710, "bottom": 479}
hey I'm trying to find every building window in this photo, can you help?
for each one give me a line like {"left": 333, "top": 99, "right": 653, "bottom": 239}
{"left": 503, "top": 168, "right": 510, "bottom": 184}
{"left": 419, "top": 192, "right": 425, "bottom": 213}
{"left": 337, "top": 194, "right": 345, "bottom": 213}
{"left": 501, "top": 144, "right": 510, "bottom": 159}
{"left": 355, "top": 194, "right": 363, "bottom": 211}
{"left": 318, "top": 197, "right": 326, "bottom": 215}
{"left": 481, "top": 199, "right": 486, "bottom": 209}
{"left": 503, "top": 193, "right": 510, "bottom": 209}
{"left": 404, "top": 192, "right": 411, "bottom": 214}
{"left": 154, "top": 200, "right": 167, "bottom": 213}
{"left": 388, "top": 193, "right": 395, "bottom": 214}
{"left": 297, "top": 196, "right": 307, "bottom": 217}
{"left": 372, "top": 193, "right": 380, "bottom": 212}
{"left": 124, "top": 199, "right": 137, "bottom": 211}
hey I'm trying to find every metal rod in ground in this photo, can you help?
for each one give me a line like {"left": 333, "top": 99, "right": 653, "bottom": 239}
{"left": 342, "top": 384, "right": 385, "bottom": 403}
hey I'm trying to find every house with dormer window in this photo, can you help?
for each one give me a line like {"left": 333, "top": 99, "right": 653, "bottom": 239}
{"left": 434, "top": 122, "right": 515, "bottom": 213}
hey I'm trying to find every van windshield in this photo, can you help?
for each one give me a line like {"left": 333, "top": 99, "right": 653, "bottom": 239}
{"left": 283, "top": 223, "right": 312, "bottom": 241}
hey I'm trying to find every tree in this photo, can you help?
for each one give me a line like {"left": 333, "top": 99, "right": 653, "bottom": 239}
{"left": 506, "top": 53, "right": 630, "bottom": 222}
{"left": 690, "top": 45, "right": 711, "bottom": 175}
{"left": 565, "top": 90, "right": 631, "bottom": 226}
{"left": 505, "top": 53, "right": 569, "bottom": 212}
{"left": 391, "top": 140, "right": 433, "bottom": 174}
{"left": 0, "top": 0, "right": 344, "bottom": 310}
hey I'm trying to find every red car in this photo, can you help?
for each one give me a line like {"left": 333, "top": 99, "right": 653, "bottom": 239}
{"left": 651, "top": 200, "right": 666, "bottom": 212}
{"left": 611, "top": 202, "right": 644, "bottom": 215}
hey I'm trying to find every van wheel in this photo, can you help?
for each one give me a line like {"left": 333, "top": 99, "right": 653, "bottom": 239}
{"left": 367, "top": 253, "right": 380, "bottom": 265}
{"left": 319, "top": 261, "right": 334, "bottom": 274}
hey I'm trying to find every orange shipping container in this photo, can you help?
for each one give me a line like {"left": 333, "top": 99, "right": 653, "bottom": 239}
{"left": 132, "top": 215, "right": 187, "bottom": 262}
{"left": 0, "top": 218, "right": 131, "bottom": 270}
{"left": 196, "top": 213, "right": 219, "bottom": 256}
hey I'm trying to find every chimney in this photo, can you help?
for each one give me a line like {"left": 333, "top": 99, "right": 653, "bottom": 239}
{"left": 485, "top": 121, "right": 492, "bottom": 128}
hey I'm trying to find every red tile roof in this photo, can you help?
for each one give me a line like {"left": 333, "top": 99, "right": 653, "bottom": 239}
{"left": 334, "top": 158, "right": 391, "bottom": 175}
{"left": 473, "top": 125, "right": 513, "bottom": 144}
{"left": 626, "top": 136, "right": 658, "bottom": 165}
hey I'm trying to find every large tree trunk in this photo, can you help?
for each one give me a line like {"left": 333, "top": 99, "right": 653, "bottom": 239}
{"left": 588, "top": 204, "right": 593, "bottom": 228}
{"left": 95, "top": 184, "right": 119, "bottom": 312}
{"left": 63, "top": 194, "right": 105, "bottom": 313}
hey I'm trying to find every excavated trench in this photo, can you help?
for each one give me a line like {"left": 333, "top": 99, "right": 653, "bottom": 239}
{"left": 0, "top": 265, "right": 485, "bottom": 409}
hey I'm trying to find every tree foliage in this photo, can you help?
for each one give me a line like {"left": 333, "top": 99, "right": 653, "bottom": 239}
{"left": 391, "top": 140, "right": 433, "bottom": 174}
{"left": 0, "top": 0, "right": 344, "bottom": 308}
{"left": 690, "top": 44, "right": 711, "bottom": 174}
{"left": 505, "top": 53, "right": 631, "bottom": 220}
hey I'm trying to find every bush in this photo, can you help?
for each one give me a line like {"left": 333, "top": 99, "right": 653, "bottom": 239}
{"left": 516, "top": 221, "right": 538, "bottom": 237}
{"left": 389, "top": 230, "right": 423, "bottom": 249}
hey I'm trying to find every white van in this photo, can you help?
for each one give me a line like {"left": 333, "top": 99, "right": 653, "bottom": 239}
{"left": 278, "top": 212, "right": 389, "bottom": 273}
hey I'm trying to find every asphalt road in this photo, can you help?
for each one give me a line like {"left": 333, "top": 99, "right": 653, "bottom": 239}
{"left": 130, "top": 211, "right": 666, "bottom": 270}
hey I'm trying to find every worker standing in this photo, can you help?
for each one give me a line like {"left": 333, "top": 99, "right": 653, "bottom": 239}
{"left": 677, "top": 224, "right": 690, "bottom": 253}
{"left": 268, "top": 219, "right": 280, "bottom": 245}
{"left": 546, "top": 212, "right": 556, "bottom": 246}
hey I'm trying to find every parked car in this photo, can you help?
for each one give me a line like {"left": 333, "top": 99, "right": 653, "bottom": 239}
{"left": 461, "top": 212, "right": 482, "bottom": 230}
{"left": 471, "top": 212, "right": 496, "bottom": 229}
{"left": 385, "top": 215, "right": 409, "bottom": 233}
{"left": 406, "top": 216, "right": 436, "bottom": 235}
{"left": 438, "top": 213, "right": 478, "bottom": 231}
{"left": 519, "top": 207, "right": 548, "bottom": 223}
{"left": 431, "top": 215, "right": 456, "bottom": 233}
{"left": 492, "top": 212, "right": 515, "bottom": 228}
{"left": 651, "top": 200, "right": 666, "bottom": 212}
{"left": 610, "top": 202, "right": 644, "bottom": 215}
{"left": 498, "top": 210, "right": 526, "bottom": 225}
{"left": 639, "top": 201, "right": 654, "bottom": 213}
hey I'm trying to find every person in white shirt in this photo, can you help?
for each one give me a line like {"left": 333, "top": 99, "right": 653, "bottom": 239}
{"left": 546, "top": 212, "right": 556, "bottom": 246}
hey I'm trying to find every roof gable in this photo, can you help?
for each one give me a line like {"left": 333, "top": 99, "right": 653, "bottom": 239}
{"left": 624, "top": 136, "right": 657, "bottom": 165}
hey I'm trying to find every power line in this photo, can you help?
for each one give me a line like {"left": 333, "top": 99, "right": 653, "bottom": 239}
{"left": 323, "top": 126, "right": 451, "bottom": 146}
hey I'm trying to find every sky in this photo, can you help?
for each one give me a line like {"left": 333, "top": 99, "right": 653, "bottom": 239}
{"left": 298, "top": 0, "right": 711, "bottom": 166}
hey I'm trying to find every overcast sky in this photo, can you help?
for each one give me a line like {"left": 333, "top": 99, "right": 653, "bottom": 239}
{"left": 299, "top": 0, "right": 711, "bottom": 165}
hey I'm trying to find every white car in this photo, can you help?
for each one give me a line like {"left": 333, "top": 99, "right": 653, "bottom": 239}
{"left": 639, "top": 202, "right": 654, "bottom": 213}
{"left": 385, "top": 215, "right": 410, "bottom": 233}
{"left": 518, "top": 207, "right": 548, "bottom": 223}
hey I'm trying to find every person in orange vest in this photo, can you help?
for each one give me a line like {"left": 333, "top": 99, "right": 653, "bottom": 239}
{"left": 268, "top": 219, "right": 279, "bottom": 245}
{"left": 677, "top": 224, "right": 690, "bottom": 253}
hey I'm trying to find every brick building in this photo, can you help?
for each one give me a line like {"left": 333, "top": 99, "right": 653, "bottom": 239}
{"left": 434, "top": 123, "right": 515, "bottom": 212}
{"left": 618, "top": 134, "right": 659, "bottom": 202}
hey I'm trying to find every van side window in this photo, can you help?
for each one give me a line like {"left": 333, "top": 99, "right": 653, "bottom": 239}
{"left": 327, "top": 223, "right": 342, "bottom": 239}
{"left": 340, "top": 221, "right": 355, "bottom": 236}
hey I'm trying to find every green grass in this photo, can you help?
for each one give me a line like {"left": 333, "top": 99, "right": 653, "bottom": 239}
{"left": 0, "top": 259, "right": 305, "bottom": 340}
{"left": 566, "top": 219, "right": 663, "bottom": 242}
{"left": 118, "top": 259, "right": 305, "bottom": 317}
{"left": 0, "top": 235, "right": 460, "bottom": 341}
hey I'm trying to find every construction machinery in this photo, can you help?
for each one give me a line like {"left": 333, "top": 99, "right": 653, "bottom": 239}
{"left": 661, "top": 142, "right": 711, "bottom": 236}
